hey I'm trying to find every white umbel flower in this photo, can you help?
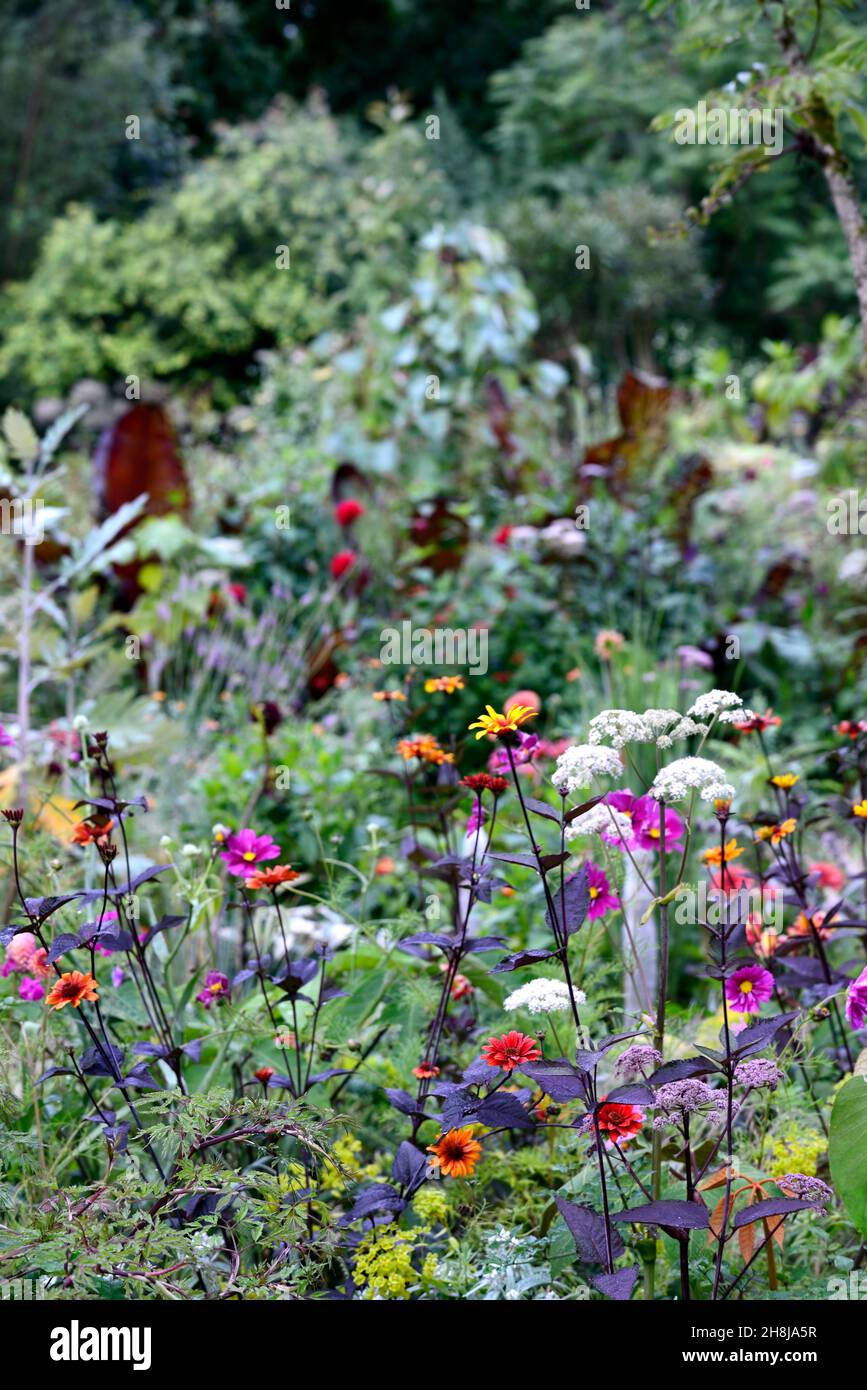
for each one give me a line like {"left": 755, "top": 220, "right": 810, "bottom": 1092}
{"left": 717, "top": 707, "right": 755, "bottom": 725}
{"left": 686, "top": 690, "right": 743, "bottom": 720}
{"left": 650, "top": 756, "right": 735, "bottom": 803}
{"left": 588, "top": 707, "right": 709, "bottom": 750}
{"left": 552, "top": 743, "right": 623, "bottom": 794}
{"left": 564, "top": 802, "right": 633, "bottom": 843}
{"left": 504, "top": 979, "right": 582, "bottom": 1015}
{"left": 588, "top": 709, "right": 650, "bottom": 749}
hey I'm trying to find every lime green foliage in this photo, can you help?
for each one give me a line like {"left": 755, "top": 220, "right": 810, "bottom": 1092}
{"left": 0, "top": 102, "right": 453, "bottom": 399}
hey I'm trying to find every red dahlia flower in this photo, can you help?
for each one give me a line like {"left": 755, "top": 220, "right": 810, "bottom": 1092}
{"left": 596, "top": 1097, "right": 645, "bottom": 1147}
{"left": 329, "top": 549, "right": 358, "bottom": 579}
{"left": 480, "top": 1030, "right": 542, "bottom": 1071}
{"left": 334, "top": 499, "right": 365, "bottom": 526}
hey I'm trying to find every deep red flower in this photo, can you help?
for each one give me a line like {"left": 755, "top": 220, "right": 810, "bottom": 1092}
{"left": 329, "top": 550, "right": 358, "bottom": 580}
{"left": 254, "top": 1066, "right": 275, "bottom": 1085}
{"left": 836, "top": 719, "right": 867, "bottom": 739}
{"left": 334, "top": 499, "right": 365, "bottom": 526}
{"left": 480, "top": 1030, "right": 542, "bottom": 1072}
{"left": 596, "top": 1097, "right": 645, "bottom": 1146}
{"left": 461, "top": 773, "right": 509, "bottom": 796}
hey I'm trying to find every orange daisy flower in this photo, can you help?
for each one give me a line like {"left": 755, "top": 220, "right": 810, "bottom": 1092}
{"left": 427, "top": 1127, "right": 482, "bottom": 1179}
{"left": 755, "top": 818, "right": 797, "bottom": 845}
{"left": 702, "top": 838, "right": 745, "bottom": 868}
{"left": 71, "top": 817, "right": 114, "bottom": 846}
{"left": 412, "top": 1062, "right": 440, "bottom": 1079}
{"left": 254, "top": 1066, "right": 275, "bottom": 1085}
{"left": 468, "top": 704, "right": 538, "bottom": 741}
{"left": 373, "top": 689, "right": 407, "bottom": 702}
{"left": 424, "top": 675, "right": 465, "bottom": 694}
{"left": 245, "top": 864, "right": 301, "bottom": 890}
{"left": 45, "top": 971, "right": 99, "bottom": 1011}
{"left": 397, "top": 734, "right": 455, "bottom": 765}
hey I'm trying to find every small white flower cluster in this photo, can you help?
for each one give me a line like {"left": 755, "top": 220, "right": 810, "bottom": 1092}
{"left": 552, "top": 743, "right": 623, "bottom": 793}
{"left": 587, "top": 707, "right": 709, "bottom": 750}
{"left": 504, "top": 978, "right": 583, "bottom": 1015}
{"left": 587, "top": 709, "right": 649, "bottom": 749}
{"left": 686, "top": 689, "right": 743, "bottom": 720}
{"left": 649, "top": 756, "right": 735, "bottom": 804}
{"left": 564, "top": 801, "right": 632, "bottom": 843}
{"left": 717, "top": 706, "right": 755, "bottom": 725}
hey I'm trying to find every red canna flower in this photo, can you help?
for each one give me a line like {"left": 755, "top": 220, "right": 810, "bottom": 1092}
{"left": 45, "top": 971, "right": 99, "bottom": 1011}
{"left": 480, "top": 1030, "right": 542, "bottom": 1072}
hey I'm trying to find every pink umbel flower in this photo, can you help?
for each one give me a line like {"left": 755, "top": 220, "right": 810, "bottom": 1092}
{"left": 586, "top": 862, "right": 619, "bottom": 919}
{"left": 220, "top": 829, "right": 281, "bottom": 878}
{"left": 724, "top": 964, "right": 774, "bottom": 1014}
{"left": 19, "top": 976, "right": 45, "bottom": 1002}
{"left": 845, "top": 966, "right": 867, "bottom": 1030}
{"left": 631, "top": 795, "right": 685, "bottom": 853}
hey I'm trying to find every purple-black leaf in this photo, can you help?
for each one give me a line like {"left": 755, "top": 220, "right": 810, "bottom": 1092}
{"left": 732, "top": 1198, "right": 820, "bottom": 1227}
{"left": 611, "top": 1200, "right": 709, "bottom": 1230}
{"left": 555, "top": 1197, "right": 625, "bottom": 1264}
{"left": 592, "top": 1265, "right": 639, "bottom": 1300}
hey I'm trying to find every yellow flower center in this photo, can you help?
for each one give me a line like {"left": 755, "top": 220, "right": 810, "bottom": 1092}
{"left": 739, "top": 981, "right": 754, "bottom": 994}
{"left": 243, "top": 851, "right": 256, "bottom": 861}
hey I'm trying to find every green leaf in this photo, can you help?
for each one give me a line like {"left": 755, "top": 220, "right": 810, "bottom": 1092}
{"left": 2, "top": 407, "right": 39, "bottom": 462}
{"left": 829, "top": 1076, "right": 867, "bottom": 1236}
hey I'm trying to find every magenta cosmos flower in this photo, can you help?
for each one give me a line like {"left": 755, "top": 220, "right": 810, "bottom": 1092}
{"left": 600, "top": 790, "right": 640, "bottom": 848}
{"left": 19, "top": 976, "right": 45, "bottom": 1002}
{"left": 631, "top": 796, "right": 685, "bottom": 853}
{"left": 724, "top": 964, "right": 774, "bottom": 1014}
{"left": 196, "top": 971, "right": 231, "bottom": 1009}
{"left": 845, "top": 966, "right": 867, "bottom": 1030}
{"left": 586, "top": 862, "right": 619, "bottom": 919}
{"left": 220, "top": 828, "right": 281, "bottom": 878}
